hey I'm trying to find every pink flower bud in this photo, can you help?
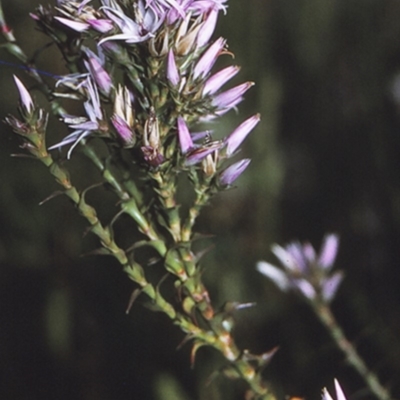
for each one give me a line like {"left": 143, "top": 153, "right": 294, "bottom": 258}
{"left": 177, "top": 116, "right": 193, "bottom": 154}
{"left": 219, "top": 158, "right": 251, "bottom": 186}
{"left": 84, "top": 50, "right": 112, "bottom": 95}
{"left": 212, "top": 81, "right": 254, "bottom": 112}
{"left": 167, "top": 50, "right": 180, "bottom": 86}
{"left": 197, "top": 8, "right": 219, "bottom": 48}
{"left": 87, "top": 19, "right": 114, "bottom": 33}
{"left": 54, "top": 16, "right": 90, "bottom": 32}
{"left": 203, "top": 65, "right": 240, "bottom": 96}
{"left": 225, "top": 114, "right": 260, "bottom": 156}
{"left": 193, "top": 37, "right": 226, "bottom": 80}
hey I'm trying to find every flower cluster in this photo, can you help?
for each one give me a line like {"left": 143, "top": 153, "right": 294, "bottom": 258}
{"left": 257, "top": 234, "right": 342, "bottom": 303}
{"left": 26, "top": 0, "right": 259, "bottom": 190}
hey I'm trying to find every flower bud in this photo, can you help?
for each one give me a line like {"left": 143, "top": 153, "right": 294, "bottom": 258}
{"left": 167, "top": 50, "right": 180, "bottom": 86}
{"left": 197, "top": 8, "right": 218, "bottom": 48}
{"left": 177, "top": 116, "right": 193, "bottom": 154}
{"left": 203, "top": 65, "right": 240, "bottom": 96}
{"left": 212, "top": 81, "right": 254, "bottom": 113}
{"left": 84, "top": 48, "right": 112, "bottom": 95}
{"left": 225, "top": 114, "right": 260, "bottom": 157}
{"left": 219, "top": 158, "right": 251, "bottom": 186}
{"left": 13, "top": 75, "right": 33, "bottom": 115}
{"left": 193, "top": 37, "right": 226, "bottom": 80}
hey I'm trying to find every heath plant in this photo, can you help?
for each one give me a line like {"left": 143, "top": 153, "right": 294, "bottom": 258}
{"left": 1, "top": 1, "right": 392, "bottom": 399}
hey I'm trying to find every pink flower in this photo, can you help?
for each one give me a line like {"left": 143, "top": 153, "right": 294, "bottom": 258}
{"left": 219, "top": 159, "right": 251, "bottom": 186}
{"left": 257, "top": 234, "right": 342, "bottom": 303}
{"left": 225, "top": 114, "right": 260, "bottom": 156}
{"left": 212, "top": 81, "right": 254, "bottom": 114}
{"left": 167, "top": 50, "right": 180, "bottom": 86}
{"left": 177, "top": 116, "right": 193, "bottom": 154}
{"left": 322, "top": 380, "right": 347, "bottom": 400}
{"left": 203, "top": 65, "right": 240, "bottom": 96}
{"left": 193, "top": 37, "right": 226, "bottom": 80}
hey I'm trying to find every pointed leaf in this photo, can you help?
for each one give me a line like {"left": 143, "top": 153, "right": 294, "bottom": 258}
{"left": 125, "top": 288, "right": 143, "bottom": 314}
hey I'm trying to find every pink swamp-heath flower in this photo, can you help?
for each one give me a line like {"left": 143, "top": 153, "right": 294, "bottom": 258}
{"left": 101, "top": 0, "right": 163, "bottom": 44}
{"left": 203, "top": 65, "right": 240, "bottom": 96}
{"left": 111, "top": 85, "right": 135, "bottom": 147}
{"left": 212, "top": 81, "right": 254, "bottom": 114}
{"left": 49, "top": 78, "right": 104, "bottom": 158}
{"left": 225, "top": 114, "right": 260, "bottom": 157}
{"left": 13, "top": 75, "right": 34, "bottom": 114}
{"left": 193, "top": 37, "right": 226, "bottom": 80}
{"left": 219, "top": 158, "right": 251, "bottom": 186}
{"left": 84, "top": 48, "right": 112, "bottom": 95}
{"left": 196, "top": 8, "right": 219, "bottom": 48}
{"left": 54, "top": 16, "right": 90, "bottom": 32}
{"left": 87, "top": 18, "right": 114, "bottom": 33}
{"left": 318, "top": 234, "right": 340, "bottom": 270}
{"left": 257, "top": 234, "right": 342, "bottom": 303}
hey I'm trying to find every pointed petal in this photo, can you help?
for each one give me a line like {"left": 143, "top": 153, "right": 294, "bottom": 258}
{"left": 318, "top": 234, "right": 339, "bottom": 270}
{"left": 225, "top": 114, "right": 260, "bottom": 156}
{"left": 322, "top": 272, "right": 344, "bottom": 303}
{"left": 13, "top": 75, "right": 33, "bottom": 113}
{"left": 197, "top": 8, "right": 219, "bottom": 47}
{"left": 213, "top": 81, "right": 254, "bottom": 111}
{"left": 167, "top": 49, "right": 180, "bottom": 86}
{"left": 271, "top": 244, "right": 298, "bottom": 272}
{"left": 294, "top": 278, "right": 316, "bottom": 300}
{"left": 87, "top": 18, "right": 114, "bottom": 33}
{"left": 322, "top": 388, "right": 334, "bottom": 400}
{"left": 54, "top": 16, "right": 90, "bottom": 32}
{"left": 256, "top": 261, "right": 291, "bottom": 291}
{"left": 334, "top": 380, "right": 347, "bottom": 400}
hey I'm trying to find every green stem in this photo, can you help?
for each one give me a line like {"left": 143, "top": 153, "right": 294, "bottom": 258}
{"left": 313, "top": 299, "right": 392, "bottom": 400}
{"left": 81, "top": 144, "right": 163, "bottom": 244}
{"left": 182, "top": 184, "right": 211, "bottom": 242}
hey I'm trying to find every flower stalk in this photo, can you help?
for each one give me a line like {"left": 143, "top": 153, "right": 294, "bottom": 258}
{"left": 258, "top": 235, "right": 393, "bottom": 400}
{"left": 313, "top": 299, "right": 391, "bottom": 400}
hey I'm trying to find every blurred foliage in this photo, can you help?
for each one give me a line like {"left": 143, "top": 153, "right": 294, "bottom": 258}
{"left": 2, "top": 0, "right": 400, "bottom": 399}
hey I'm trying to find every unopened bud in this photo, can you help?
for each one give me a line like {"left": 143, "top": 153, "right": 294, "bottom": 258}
{"left": 13, "top": 76, "right": 33, "bottom": 114}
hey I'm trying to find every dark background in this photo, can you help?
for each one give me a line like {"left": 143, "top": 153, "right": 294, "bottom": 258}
{"left": 2, "top": 0, "right": 400, "bottom": 399}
